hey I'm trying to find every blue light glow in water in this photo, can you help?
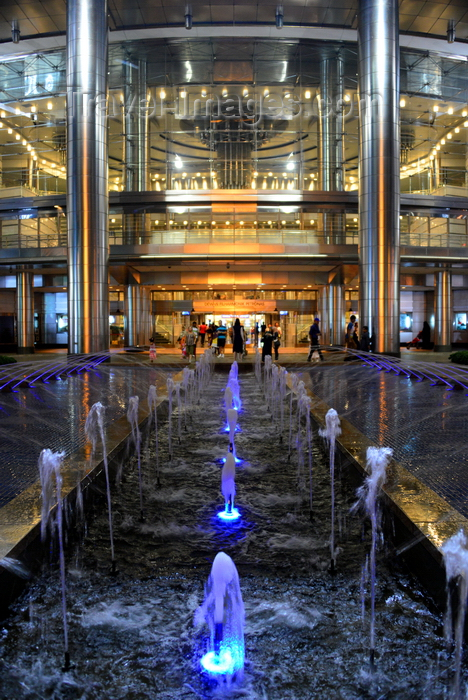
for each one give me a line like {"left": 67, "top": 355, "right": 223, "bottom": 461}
{"left": 218, "top": 507, "right": 240, "bottom": 521}
{"left": 201, "top": 645, "right": 243, "bottom": 675}
{"left": 221, "top": 456, "right": 241, "bottom": 464}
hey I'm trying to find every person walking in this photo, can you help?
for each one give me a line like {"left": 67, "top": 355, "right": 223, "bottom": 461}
{"left": 420, "top": 321, "right": 431, "bottom": 349}
{"left": 345, "top": 314, "right": 357, "bottom": 349}
{"left": 149, "top": 338, "right": 157, "bottom": 363}
{"left": 273, "top": 321, "right": 282, "bottom": 361}
{"left": 261, "top": 325, "right": 274, "bottom": 362}
{"left": 217, "top": 319, "right": 227, "bottom": 357}
{"left": 232, "top": 318, "right": 245, "bottom": 361}
{"left": 307, "top": 317, "right": 324, "bottom": 361}
{"left": 191, "top": 321, "right": 199, "bottom": 358}
{"left": 184, "top": 325, "right": 196, "bottom": 363}
{"left": 198, "top": 321, "right": 207, "bottom": 347}
{"left": 360, "top": 325, "right": 371, "bottom": 352}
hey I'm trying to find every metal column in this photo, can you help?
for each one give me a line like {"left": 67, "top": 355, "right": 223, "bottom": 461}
{"left": 358, "top": 0, "right": 400, "bottom": 356}
{"left": 318, "top": 286, "right": 330, "bottom": 345}
{"left": 318, "top": 50, "right": 345, "bottom": 244}
{"left": 434, "top": 270, "right": 452, "bottom": 352}
{"left": 123, "top": 60, "right": 149, "bottom": 244}
{"left": 329, "top": 280, "right": 344, "bottom": 346}
{"left": 16, "top": 268, "right": 34, "bottom": 354}
{"left": 125, "top": 285, "right": 152, "bottom": 347}
{"left": 66, "top": 0, "right": 109, "bottom": 354}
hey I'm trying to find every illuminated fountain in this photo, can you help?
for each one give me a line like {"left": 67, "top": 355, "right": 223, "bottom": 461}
{"left": 195, "top": 552, "right": 245, "bottom": 678}
{"left": 85, "top": 402, "right": 116, "bottom": 571}
{"left": 218, "top": 452, "right": 240, "bottom": 521}
{"left": 319, "top": 408, "right": 342, "bottom": 572}
{"left": 127, "top": 395, "right": 144, "bottom": 521}
{"left": 38, "top": 449, "right": 71, "bottom": 670}
{"left": 353, "top": 446, "right": 393, "bottom": 667}
{"left": 147, "top": 385, "right": 160, "bottom": 487}
{"left": 441, "top": 530, "right": 468, "bottom": 699}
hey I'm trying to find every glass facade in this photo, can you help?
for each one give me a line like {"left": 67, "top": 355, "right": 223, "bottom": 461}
{"left": 0, "top": 40, "right": 466, "bottom": 199}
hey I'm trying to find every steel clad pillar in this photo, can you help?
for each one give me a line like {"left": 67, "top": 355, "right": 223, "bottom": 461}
{"left": 329, "top": 279, "right": 344, "bottom": 346}
{"left": 319, "top": 287, "right": 330, "bottom": 346}
{"left": 67, "top": 0, "right": 109, "bottom": 354}
{"left": 16, "top": 268, "right": 34, "bottom": 354}
{"left": 125, "top": 286, "right": 152, "bottom": 347}
{"left": 434, "top": 270, "right": 452, "bottom": 352}
{"left": 358, "top": 0, "right": 400, "bottom": 356}
{"left": 123, "top": 60, "right": 149, "bottom": 244}
{"left": 318, "top": 50, "right": 345, "bottom": 244}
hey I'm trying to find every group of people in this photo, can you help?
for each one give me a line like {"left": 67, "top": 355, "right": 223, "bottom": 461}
{"left": 176, "top": 319, "right": 283, "bottom": 362}
{"left": 177, "top": 319, "right": 245, "bottom": 361}
{"left": 306, "top": 314, "right": 371, "bottom": 361}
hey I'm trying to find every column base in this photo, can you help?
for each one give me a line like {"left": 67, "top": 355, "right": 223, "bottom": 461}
{"left": 16, "top": 346, "right": 35, "bottom": 355}
{"left": 433, "top": 345, "right": 452, "bottom": 353}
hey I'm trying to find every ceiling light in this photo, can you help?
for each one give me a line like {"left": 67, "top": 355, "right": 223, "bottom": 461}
{"left": 47, "top": 102, "right": 53, "bottom": 110}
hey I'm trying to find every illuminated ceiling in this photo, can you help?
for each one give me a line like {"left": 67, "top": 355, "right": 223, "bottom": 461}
{"left": 0, "top": 0, "right": 467, "bottom": 43}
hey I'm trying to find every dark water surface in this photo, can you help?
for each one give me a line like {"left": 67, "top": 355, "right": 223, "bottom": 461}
{"left": 0, "top": 368, "right": 460, "bottom": 699}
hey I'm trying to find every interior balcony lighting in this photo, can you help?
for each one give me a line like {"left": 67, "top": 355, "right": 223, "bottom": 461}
{"left": 0, "top": 122, "right": 3, "bottom": 128}
{"left": 400, "top": 98, "right": 406, "bottom": 107}
{"left": 22, "top": 139, "right": 26, "bottom": 145}
{"left": 196, "top": 172, "right": 201, "bottom": 176}
{"left": 296, "top": 219, "right": 300, "bottom": 224}
{"left": 455, "top": 127, "right": 460, "bottom": 134}
{"left": 31, "top": 105, "right": 36, "bottom": 113}
{"left": 47, "top": 102, "right": 53, "bottom": 110}
{"left": 222, "top": 88, "right": 228, "bottom": 97}
{"left": 201, "top": 88, "right": 207, "bottom": 97}
{"left": 433, "top": 105, "right": 439, "bottom": 112}
{"left": 447, "top": 133, "right": 452, "bottom": 139}
{"left": 15, "top": 133, "right": 20, "bottom": 140}
{"left": 448, "top": 107, "right": 453, "bottom": 115}
{"left": 243, "top": 88, "right": 248, "bottom": 97}
{"left": 1, "top": 112, "right": 5, "bottom": 118}
{"left": 61, "top": 166, "right": 65, "bottom": 171}
{"left": 27, "top": 144, "right": 31, "bottom": 151}
{"left": 226, "top": 221, "right": 230, "bottom": 225}
{"left": 182, "top": 172, "right": 187, "bottom": 178}
{"left": 253, "top": 171, "right": 258, "bottom": 177}
{"left": 464, "top": 121, "right": 468, "bottom": 127}
{"left": 305, "top": 90, "right": 311, "bottom": 99}
{"left": 264, "top": 88, "right": 269, "bottom": 97}
{"left": 344, "top": 94, "right": 351, "bottom": 102}
{"left": 180, "top": 90, "right": 187, "bottom": 98}
{"left": 441, "top": 138, "right": 445, "bottom": 144}
{"left": 42, "top": 160, "right": 46, "bottom": 164}
{"left": 429, "top": 155, "right": 434, "bottom": 160}
{"left": 268, "top": 171, "right": 273, "bottom": 176}
{"left": 33, "top": 155, "right": 37, "bottom": 161}
{"left": 436, "top": 144, "right": 441, "bottom": 150}
{"left": 15, "top": 107, "right": 20, "bottom": 114}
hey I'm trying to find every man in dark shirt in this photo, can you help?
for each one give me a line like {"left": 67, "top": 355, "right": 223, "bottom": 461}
{"left": 261, "top": 326, "right": 274, "bottom": 362}
{"left": 307, "top": 317, "right": 324, "bottom": 361}
{"left": 217, "top": 320, "right": 227, "bottom": 357}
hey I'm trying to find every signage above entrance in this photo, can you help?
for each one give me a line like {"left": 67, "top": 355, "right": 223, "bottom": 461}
{"left": 193, "top": 299, "right": 277, "bottom": 313}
